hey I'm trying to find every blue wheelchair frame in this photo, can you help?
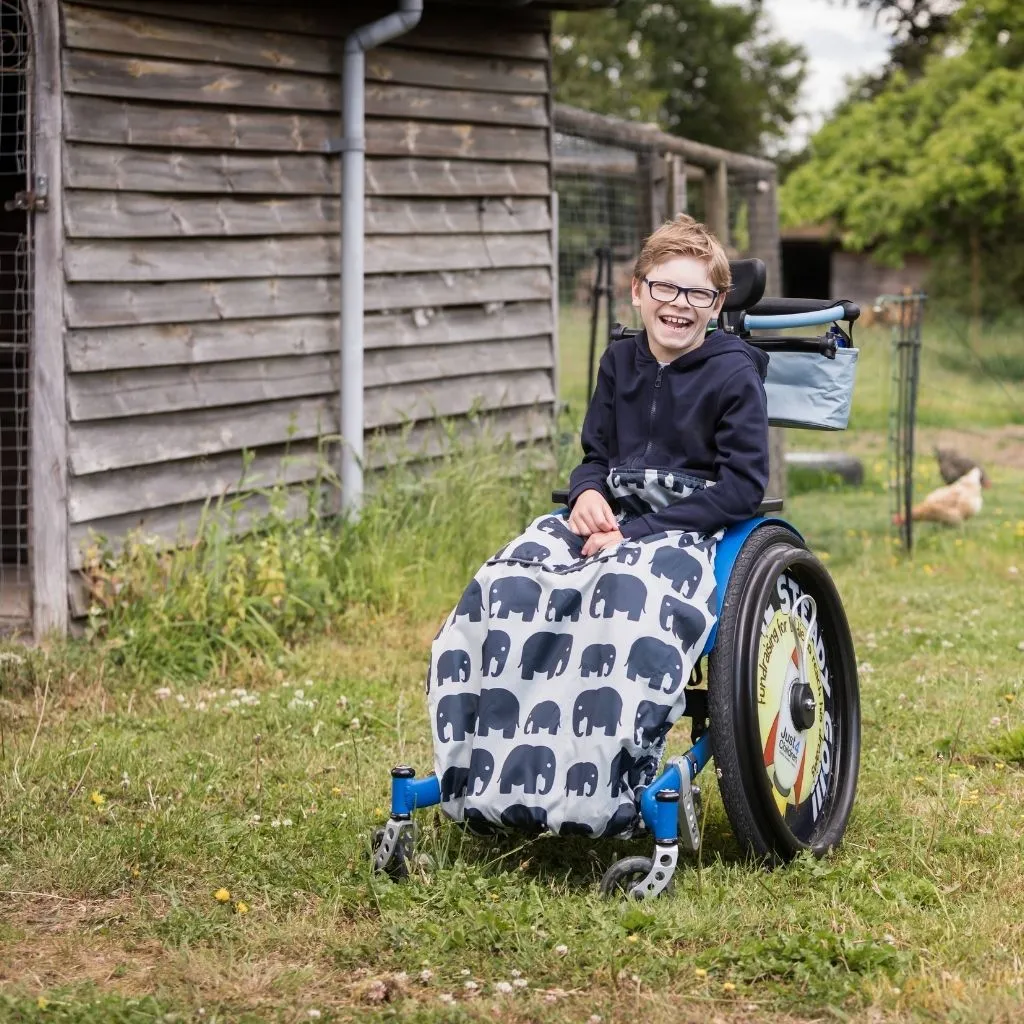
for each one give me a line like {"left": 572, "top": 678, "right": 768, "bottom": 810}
{"left": 377, "top": 297, "right": 861, "bottom": 896}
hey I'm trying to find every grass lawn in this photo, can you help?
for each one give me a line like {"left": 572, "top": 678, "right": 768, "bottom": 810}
{"left": 0, "top": 303, "right": 1022, "bottom": 1022}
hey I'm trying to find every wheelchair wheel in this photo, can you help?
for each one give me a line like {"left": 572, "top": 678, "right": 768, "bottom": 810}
{"left": 599, "top": 856, "right": 654, "bottom": 898}
{"left": 708, "top": 523, "right": 860, "bottom": 865}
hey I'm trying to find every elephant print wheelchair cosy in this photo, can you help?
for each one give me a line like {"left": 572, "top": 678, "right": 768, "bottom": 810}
{"left": 428, "top": 468, "right": 720, "bottom": 838}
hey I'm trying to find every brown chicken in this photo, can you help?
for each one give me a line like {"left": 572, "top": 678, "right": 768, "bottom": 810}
{"left": 893, "top": 467, "right": 984, "bottom": 526}
{"left": 935, "top": 446, "right": 990, "bottom": 489}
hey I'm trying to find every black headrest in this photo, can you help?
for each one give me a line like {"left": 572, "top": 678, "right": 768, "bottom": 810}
{"left": 723, "top": 258, "right": 766, "bottom": 312}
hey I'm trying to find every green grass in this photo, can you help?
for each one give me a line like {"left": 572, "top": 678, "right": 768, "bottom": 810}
{"left": 0, "top": 307, "right": 1022, "bottom": 1022}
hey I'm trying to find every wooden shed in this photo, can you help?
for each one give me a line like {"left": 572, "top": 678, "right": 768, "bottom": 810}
{"left": 10, "top": 0, "right": 609, "bottom": 637}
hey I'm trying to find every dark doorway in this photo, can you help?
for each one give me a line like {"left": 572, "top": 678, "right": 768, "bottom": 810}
{"left": 781, "top": 239, "right": 832, "bottom": 299}
{"left": 0, "top": 0, "right": 31, "bottom": 627}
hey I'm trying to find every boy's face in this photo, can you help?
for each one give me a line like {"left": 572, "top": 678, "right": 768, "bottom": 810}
{"left": 631, "top": 255, "right": 726, "bottom": 363}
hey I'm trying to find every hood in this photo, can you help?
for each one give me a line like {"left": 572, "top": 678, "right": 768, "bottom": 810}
{"left": 635, "top": 328, "right": 770, "bottom": 380}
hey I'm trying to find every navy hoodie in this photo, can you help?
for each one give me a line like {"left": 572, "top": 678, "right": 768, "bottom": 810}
{"left": 568, "top": 328, "right": 770, "bottom": 539}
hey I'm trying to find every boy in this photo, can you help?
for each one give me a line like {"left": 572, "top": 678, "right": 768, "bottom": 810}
{"left": 567, "top": 214, "right": 770, "bottom": 555}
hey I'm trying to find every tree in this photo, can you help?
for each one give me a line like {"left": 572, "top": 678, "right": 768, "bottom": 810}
{"left": 552, "top": 1, "right": 807, "bottom": 155}
{"left": 781, "top": 0, "right": 1024, "bottom": 313}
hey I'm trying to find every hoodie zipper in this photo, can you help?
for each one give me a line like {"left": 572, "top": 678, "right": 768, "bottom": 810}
{"left": 644, "top": 364, "right": 664, "bottom": 460}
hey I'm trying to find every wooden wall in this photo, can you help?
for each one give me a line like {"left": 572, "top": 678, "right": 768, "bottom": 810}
{"left": 60, "top": 0, "right": 557, "bottom": 591}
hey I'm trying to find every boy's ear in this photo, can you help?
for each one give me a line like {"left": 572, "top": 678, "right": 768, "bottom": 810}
{"left": 630, "top": 277, "right": 642, "bottom": 307}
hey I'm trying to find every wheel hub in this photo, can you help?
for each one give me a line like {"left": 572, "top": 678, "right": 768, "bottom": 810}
{"left": 790, "top": 682, "right": 816, "bottom": 731}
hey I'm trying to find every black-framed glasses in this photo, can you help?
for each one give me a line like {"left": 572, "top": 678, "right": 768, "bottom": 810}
{"left": 643, "top": 278, "right": 719, "bottom": 308}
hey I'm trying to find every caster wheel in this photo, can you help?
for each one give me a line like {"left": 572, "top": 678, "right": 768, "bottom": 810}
{"left": 371, "top": 825, "right": 411, "bottom": 880}
{"left": 709, "top": 524, "right": 861, "bottom": 865}
{"left": 599, "top": 856, "right": 654, "bottom": 898}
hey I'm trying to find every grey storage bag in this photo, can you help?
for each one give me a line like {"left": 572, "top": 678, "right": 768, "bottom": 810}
{"left": 764, "top": 347, "right": 859, "bottom": 431}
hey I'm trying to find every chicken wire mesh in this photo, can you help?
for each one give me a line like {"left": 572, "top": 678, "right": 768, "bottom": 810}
{"left": 0, "top": 0, "right": 31, "bottom": 622}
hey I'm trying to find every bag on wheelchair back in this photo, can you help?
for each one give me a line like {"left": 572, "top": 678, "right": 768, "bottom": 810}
{"left": 764, "top": 348, "right": 859, "bottom": 431}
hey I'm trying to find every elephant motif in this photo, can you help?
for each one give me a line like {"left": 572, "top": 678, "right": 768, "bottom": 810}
{"left": 436, "top": 693, "right": 478, "bottom": 742}
{"left": 614, "top": 545, "right": 642, "bottom": 566}
{"left": 634, "top": 699, "right": 674, "bottom": 747}
{"left": 565, "top": 761, "right": 599, "bottom": 797}
{"left": 437, "top": 648, "right": 471, "bottom": 685}
{"left": 519, "top": 632, "right": 573, "bottom": 680}
{"left": 509, "top": 541, "right": 550, "bottom": 563}
{"left": 580, "top": 643, "right": 615, "bottom": 677}
{"left": 650, "top": 546, "right": 703, "bottom": 597}
{"left": 462, "top": 807, "right": 497, "bottom": 836}
{"left": 500, "top": 804, "right": 548, "bottom": 833}
{"left": 626, "top": 636, "right": 685, "bottom": 694}
{"left": 536, "top": 515, "right": 583, "bottom": 554}
{"left": 589, "top": 573, "right": 647, "bottom": 621}
{"left": 628, "top": 754, "right": 660, "bottom": 788}
{"left": 572, "top": 687, "right": 623, "bottom": 737}
{"left": 482, "top": 629, "right": 511, "bottom": 676}
{"left": 524, "top": 700, "right": 561, "bottom": 735}
{"left": 498, "top": 744, "right": 556, "bottom": 796}
{"left": 608, "top": 747, "right": 639, "bottom": 798}
{"left": 467, "top": 748, "right": 495, "bottom": 796}
{"left": 476, "top": 688, "right": 520, "bottom": 738}
{"left": 489, "top": 576, "right": 542, "bottom": 621}
{"left": 635, "top": 531, "right": 670, "bottom": 545}
{"left": 546, "top": 588, "right": 582, "bottom": 623}
{"left": 560, "top": 820, "right": 595, "bottom": 836}
{"left": 440, "top": 765, "right": 470, "bottom": 801}
{"left": 682, "top": 533, "right": 717, "bottom": 556}
{"left": 454, "top": 578, "right": 484, "bottom": 621}
{"left": 602, "top": 802, "right": 639, "bottom": 837}
{"left": 659, "top": 594, "right": 708, "bottom": 647}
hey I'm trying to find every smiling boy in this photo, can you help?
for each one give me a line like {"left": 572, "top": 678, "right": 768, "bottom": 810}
{"left": 567, "top": 214, "right": 770, "bottom": 555}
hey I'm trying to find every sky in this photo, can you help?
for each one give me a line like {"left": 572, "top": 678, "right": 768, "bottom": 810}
{"left": 761, "top": 0, "right": 893, "bottom": 146}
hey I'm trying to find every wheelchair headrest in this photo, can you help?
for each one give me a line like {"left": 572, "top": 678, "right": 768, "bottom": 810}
{"left": 723, "top": 258, "right": 767, "bottom": 312}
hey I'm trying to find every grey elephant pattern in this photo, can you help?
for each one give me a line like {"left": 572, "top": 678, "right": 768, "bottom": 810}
{"left": 429, "top": 468, "right": 719, "bottom": 836}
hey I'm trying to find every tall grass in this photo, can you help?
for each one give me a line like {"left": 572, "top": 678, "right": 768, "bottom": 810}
{"left": 77, "top": 432, "right": 560, "bottom": 685}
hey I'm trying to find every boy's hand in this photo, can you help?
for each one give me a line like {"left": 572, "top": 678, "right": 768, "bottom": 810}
{"left": 568, "top": 489, "right": 617, "bottom": 537}
{"left": 582, "top": 529, "right": 624, "bottom": 558}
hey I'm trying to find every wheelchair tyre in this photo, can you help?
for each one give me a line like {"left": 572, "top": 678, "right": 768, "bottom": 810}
{"left": 708, "top": 523, "right": 860, "bottom": 865}
{"left": 599, "top": 856, "right": 655, "bottom": 898}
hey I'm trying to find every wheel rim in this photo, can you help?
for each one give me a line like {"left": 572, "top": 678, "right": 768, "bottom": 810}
{"left": 733, "top": 547, "right": 860, "bottom": 855}
{"left": 599, "top": 856, "right": 654, "bottom": 898}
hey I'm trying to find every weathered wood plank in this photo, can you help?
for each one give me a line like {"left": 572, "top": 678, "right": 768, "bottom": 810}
{"left": 71, "top": 1, "right": 550, "bottom": 59}
{"left": 67, "top": 337, "right": 554, "bottom": 420}
{"left": 66, "top": 301, "right": 553, "bottom": 371}
{"left": 64, "top": 192, "right": 550, "bottom": 239}
{"left": 70, "top": 485, "right": 318, "bottom": 570}
{"left": 67, "top": 354, "right": 337, "bottom": 421}
{"left": 68, "top": 370, "right": 553, "bottom": 474}
{"left": 70, "top": 396, "right": 335, "bottom": 475}
{"left": 65, "top": 144, "right": 549, "bottom": 197}
{"left": 64, "top": 5, "right": 548, "bottom": 91}
{"left": 63, "top": 231, "right": 550, "bottom": 282}
{"left": 365, "top": 370, "right": 553, "bottom": 431}
{"left": 65, "top": 191, "right": 338, "bottom": 238}
{"left": 31, "top": 0, "right": 69, "bottom": 634}
{"left": 66, "top": 267, "right": 552, "bottom": 328}
{"left": 64, "top": 50, "right": 548, "bottom": 129}
{"left": 69, "top": 442, "right": 327, "bottom": 524}
{"left": 65, "top": 96, "right": 550, "bottom": 162}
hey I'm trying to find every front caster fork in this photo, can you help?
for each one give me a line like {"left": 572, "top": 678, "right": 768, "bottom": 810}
{"left": 371, "top": 766, "right": 441, "bottom": 880}
{"left": 602, "top": 754, "right": 704, "bottom": 900}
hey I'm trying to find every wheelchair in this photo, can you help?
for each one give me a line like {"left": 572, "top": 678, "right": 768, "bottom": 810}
{"left": 373, "top": 258, "right": 862, "bottom": 898}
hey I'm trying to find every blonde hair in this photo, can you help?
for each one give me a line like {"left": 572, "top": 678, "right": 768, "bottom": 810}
{"left": 633, "top": 214, "right": 731, "bottom": 291}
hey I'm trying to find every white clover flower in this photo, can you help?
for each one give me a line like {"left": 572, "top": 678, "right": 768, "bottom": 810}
{"left": 463, "top": 980, "right": 479, "bottom": 991}
{"left": 554, "top": 943, "right": 569, "bottom": 956}
{"left": 459, "top": 969, "right": 471, "bottom": 976}
{"left": 419, "top": 969, "right": 433, "bottom": 983}
{"left": 307, "top": 1011, "right": 321, "bottom": 1020}
{"left": 154, "top": 687, "right": 172, "bottom": 699}
{"left": 512, "top": 978, "right": 528, "bottom": 989}
{"left": 438, "top": 993, "right": 455, "bottom": 1005}
{"left": 510, "top": 969, "right": 521, "bottom": 978}
{"left": 231, "top": 688, "right": 248, "bottom": 697}
{"left": 494, "top": 981, "right": 513, "bottom": 994}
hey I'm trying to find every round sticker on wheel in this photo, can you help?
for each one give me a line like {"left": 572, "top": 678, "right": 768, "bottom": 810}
{"left": 756, "top": 571, "right": 835, "bottom": 841}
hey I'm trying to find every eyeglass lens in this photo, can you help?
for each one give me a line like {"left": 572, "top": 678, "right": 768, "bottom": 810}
{"left": 646, "top": 279, "right": 717, "bottom": 307}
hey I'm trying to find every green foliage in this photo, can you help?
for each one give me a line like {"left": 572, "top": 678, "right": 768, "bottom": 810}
{"left": 780, "top": 0, "right": 1024, "bottom": 300}
{"left": 552, "top": 1, "right": 807, "bottom": 154}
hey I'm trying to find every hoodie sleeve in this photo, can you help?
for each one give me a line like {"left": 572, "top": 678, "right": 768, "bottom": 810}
{"left": 567, "top": 351, "right": 617, "bottom": 506}
{"left": 619, "top": 363, "right": 769, "bottom": 539}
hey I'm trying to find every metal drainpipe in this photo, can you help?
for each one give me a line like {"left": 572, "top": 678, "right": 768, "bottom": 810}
{"left": 340, "top": 1, "right": 423, "bottom": 515}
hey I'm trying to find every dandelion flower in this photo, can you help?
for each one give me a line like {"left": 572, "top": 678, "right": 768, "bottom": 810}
{"left": 1004, "top": 694, "right": 1016, "bottom": 703}
{"left": 723, "top": 982, "right": 736, "bottom": 992}
{"left": 695, "top": 967, "right": 708, "bottom": 979}
{"left": 914, "top": 776, "right": 925, "bottom": 783}
{"left": 213, "top": 888, "right": 231, "bottom": 903}
{"left": 235, "top": 901, "right": 249, "bottom": 915}
{"left": 89, "top": 791, "right": 105, "bottom": 807}
{"left": 36, "top": 997, "right": 48, "bottom": 1010}
{"left": 331, "top": 786, "right": 343, "bottom": 796}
